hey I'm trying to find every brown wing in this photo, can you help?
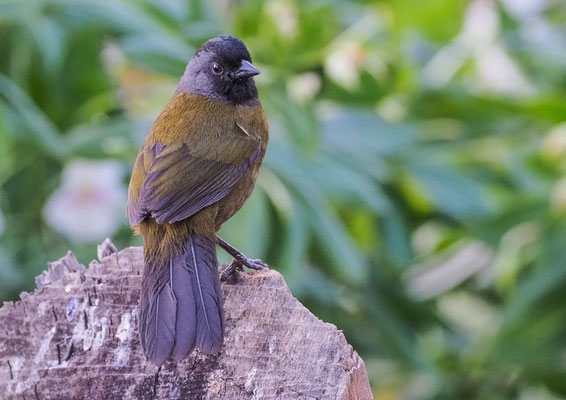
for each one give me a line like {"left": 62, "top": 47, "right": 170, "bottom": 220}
{"left": 127, "top": 94, "right": 261, "bottom": 225}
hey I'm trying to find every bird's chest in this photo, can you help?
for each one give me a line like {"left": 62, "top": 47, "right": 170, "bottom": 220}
{"left": 213, "top": 157, "right": 262, "bottom": 230}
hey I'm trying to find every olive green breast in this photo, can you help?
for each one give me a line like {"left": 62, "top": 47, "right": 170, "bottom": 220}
{"left": 214, "top": 102, "right": 269, "bottom": 229}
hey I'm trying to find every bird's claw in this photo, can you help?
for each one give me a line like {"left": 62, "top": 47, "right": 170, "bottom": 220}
{"left": 242, "top": 258, "right": 268, "bottom": 270}
{"left": 220, "top": 257, "right": 268, "bottom": 281}
{"left": 216, "top": 236, "right": 269, "bottom": 281}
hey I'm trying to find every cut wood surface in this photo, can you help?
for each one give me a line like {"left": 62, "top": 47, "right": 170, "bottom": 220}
{"left": 0, "top": 240, "right": 373, "bottom": 399}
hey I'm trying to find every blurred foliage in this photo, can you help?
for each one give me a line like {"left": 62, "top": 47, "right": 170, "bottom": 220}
{"left": 1, "top": 0, "right": 566, "bottom": 398}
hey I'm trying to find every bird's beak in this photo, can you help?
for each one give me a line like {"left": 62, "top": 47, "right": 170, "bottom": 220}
{"left": 235, "top": 60, "right": 261, "bottom": 79}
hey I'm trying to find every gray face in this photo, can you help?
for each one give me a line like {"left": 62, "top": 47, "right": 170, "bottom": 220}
{"left": 176, "top": 35, "right": 261, "bottom": 104}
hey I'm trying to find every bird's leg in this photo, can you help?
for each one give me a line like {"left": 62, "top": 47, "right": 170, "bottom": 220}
{"left": 217, "top": 236, "right": 268, "bottom": 280}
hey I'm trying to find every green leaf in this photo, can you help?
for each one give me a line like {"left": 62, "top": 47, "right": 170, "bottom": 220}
{"left": 118, "top": 32, "right": 191, "bottom": 76}
{"left": 408, "top": 162, "right": 492, "bottom": 220}
{"left": 0, "top": 73, "right": 63, "bottom": 157}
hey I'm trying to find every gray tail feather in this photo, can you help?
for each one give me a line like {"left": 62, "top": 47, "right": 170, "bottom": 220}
{"left": 139, "top": 232, "right": 224, "bottom": 365}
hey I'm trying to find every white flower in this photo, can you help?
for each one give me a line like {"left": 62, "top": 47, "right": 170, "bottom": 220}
{"left": 324, "top": 12, "right": 383, "bottom": 89}
{"left": 501, "top": 0, "right": 549, "bottom": 20}
{"left": 287, "top": 72, "right": 321, "bottom": 103}
{"left": 472, "top": 43, "right": 534, "bottom": 96}
{"left": 44, "top": 159, "right": 127, "bottom": 243}
{"left": 422, "top": 0, "right": 534, "bottom": 97}
{"left": 423, "top": 0, "right": 499, "bottom": 88}
{"left": 520, "top": 15, "right": 566, "bottom": 61}
{"left": 325, "top": 41, "right": 365, "bottom": 89}
{"left": 265, "top": 0, "right": 298, "bottom": 39}
{"left": 459, "top": 0, "right": 499, "bottom": 49}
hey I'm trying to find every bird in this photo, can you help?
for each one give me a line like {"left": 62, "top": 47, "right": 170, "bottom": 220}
{"left": 126, "top": 35, "right": 269, "bottom": 365}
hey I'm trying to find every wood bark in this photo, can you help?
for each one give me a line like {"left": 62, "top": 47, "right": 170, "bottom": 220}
{"left": 0, "top": 240, "right": 373, "bottom": 399}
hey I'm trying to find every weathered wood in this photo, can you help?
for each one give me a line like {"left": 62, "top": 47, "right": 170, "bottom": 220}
{"left": 0, "top": 241, "right": 373, "bottom": 399}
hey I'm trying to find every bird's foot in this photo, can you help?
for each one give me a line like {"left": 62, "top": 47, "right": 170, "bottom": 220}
{"left": 237, "top": 255, "right": 268, "bottom": 271}
{"left": 217, "top": 235, "right": 268, "bottom": 281}
{"left": 216, "top": 236, "right": 268, "bottom": 281}
{"left": 220, "top": 256, "right": 268, "bottom": 281}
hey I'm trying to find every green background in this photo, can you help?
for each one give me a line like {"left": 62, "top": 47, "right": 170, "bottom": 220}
{"left": 1, "top": 0, "right": 566, "bottom": 398}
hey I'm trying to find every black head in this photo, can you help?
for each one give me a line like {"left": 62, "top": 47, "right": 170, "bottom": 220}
{"left": 176, "top": 35, "right": 260, "bottom": 104}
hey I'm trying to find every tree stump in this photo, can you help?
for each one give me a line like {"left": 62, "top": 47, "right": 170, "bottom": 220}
{"left": 0, "top": 240, "right": 373, "bottom": 399}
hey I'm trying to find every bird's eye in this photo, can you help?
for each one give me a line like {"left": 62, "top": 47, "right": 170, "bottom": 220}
{"left": 212, "top": 62, "right": 223, "bottom": 74}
